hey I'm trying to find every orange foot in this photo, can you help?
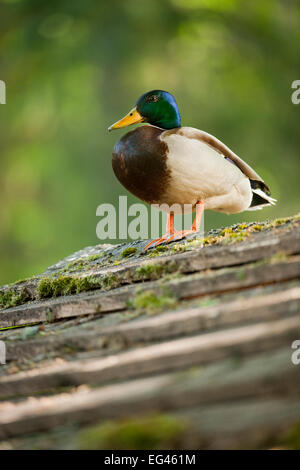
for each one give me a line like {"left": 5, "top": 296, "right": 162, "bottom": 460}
{"left": 144, "top": 201, "right": 204, "bottom": 251}
{"left": 144, "top": 229, "right": 195, "bottom": 251}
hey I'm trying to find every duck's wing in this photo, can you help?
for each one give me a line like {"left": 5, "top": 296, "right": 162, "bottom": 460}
{"left": 162, "top": 127, "right": 276, "bottom": 209}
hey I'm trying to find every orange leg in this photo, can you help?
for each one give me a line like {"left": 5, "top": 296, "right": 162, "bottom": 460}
{"left": 144, "top": 212, "right": 175, "bottom": 250}
{"left": 144, "top": 201, "right": 204, "bottom": 250}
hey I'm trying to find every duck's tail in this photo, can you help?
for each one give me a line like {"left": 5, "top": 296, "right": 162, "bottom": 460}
{"left": 247, "top": 180, "right": 277, "bottom": 211}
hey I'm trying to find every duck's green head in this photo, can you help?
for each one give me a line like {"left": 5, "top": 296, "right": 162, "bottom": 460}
{"left": 108, "top": 90, "right": 181, "bottom": 131}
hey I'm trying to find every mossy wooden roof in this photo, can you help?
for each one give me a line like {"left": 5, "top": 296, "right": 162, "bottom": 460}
{"left": 0, "top": 214, "right": 300, "bottom": 449}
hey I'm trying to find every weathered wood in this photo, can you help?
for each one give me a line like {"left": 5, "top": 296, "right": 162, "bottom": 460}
{"left": 1, "top": 217, "right": 300, "bottom": 449}
{"left": 1, "top": 222, "right": 300, "bottom": 314}
{"left": 0, "top": 291, "right": 127, "bottom": 329}
{"left": 4, "top": 284, "right": 300, "bottom": 364}
{"left": 1, "top": 315, "right": 299, "bottom": 399}
{"left": 1, "top": 255, "right": 300, "bottom": 329}
{"left": 0, "top": 348, "right": 298, "bottom": 440}
{"left": 176, "top": 399, "right": 300, "bottom": 449}
{"left": 2, "top": 398, "right": 300, "bottom": 449}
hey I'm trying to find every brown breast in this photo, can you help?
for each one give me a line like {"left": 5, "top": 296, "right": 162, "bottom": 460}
{"left": 112, "top": 125, "right": 171, "bottom": 205}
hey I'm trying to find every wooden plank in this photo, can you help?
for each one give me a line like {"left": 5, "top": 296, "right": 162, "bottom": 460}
{"left": 1, "top": 315, "right": 299, "bottom": 399}
{"left": 0, "top": 348, "right": 298, "bottom": 440}
{"left": 1, "top": 220, "right": 300, "bottom": 447}
{"left": 1, "top": 223, "right": 300, "bottom": 314}
{"left": 0, "top": 291, "right": 127, "bottom": 329}
{"left": 167, "top": 255, "right": 300, "bottom": 301}
{"left": 176, "top": 399, "right": 300, "bottom": 449}
{"left": 1, "top": 255, "right": 300, "bottom": 329}
{"left": 5, "top": 284, "right": 300, "bottom": 363}
{"left": 3, "top": 398, "right": 300, "bottom": 449}
{"left": 180, "top": 225, "right": 300, "bottom": 272}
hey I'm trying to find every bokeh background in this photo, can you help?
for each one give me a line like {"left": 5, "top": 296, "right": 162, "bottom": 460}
{"left": 0, "top": 0, "right": 299, "bottom": 285}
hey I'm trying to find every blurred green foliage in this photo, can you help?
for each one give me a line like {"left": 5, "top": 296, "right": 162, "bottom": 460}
{"left": 0, "top": 0, "right": 299, "bottom": 285}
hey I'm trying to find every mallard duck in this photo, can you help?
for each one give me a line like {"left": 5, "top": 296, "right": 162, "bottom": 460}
{"left": 108, "top": 90, "right": 276, "bottom": 249}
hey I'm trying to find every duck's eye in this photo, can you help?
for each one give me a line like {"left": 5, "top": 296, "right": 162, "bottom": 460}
{"left": 129, "top": 112, "right": 133, "bottom": 116}
{"left": 147, "top": 95, "right": 158, "bottom": 103}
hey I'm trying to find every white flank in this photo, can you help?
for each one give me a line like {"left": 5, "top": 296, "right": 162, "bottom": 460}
{"left": 160, "top": 128, "right": 253, "bottom": 214}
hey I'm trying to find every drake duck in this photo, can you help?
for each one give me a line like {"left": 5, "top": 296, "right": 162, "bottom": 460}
{"left": 108, "top": 90, "right": 276, "bottom": 249}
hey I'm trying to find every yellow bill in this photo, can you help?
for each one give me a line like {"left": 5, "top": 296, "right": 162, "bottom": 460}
{"left": 108, "top": 107, "right": 144, "bottom": 131}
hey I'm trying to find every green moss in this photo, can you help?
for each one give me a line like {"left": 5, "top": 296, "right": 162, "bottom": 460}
{"left": 100, "top": 274, "right": 119, "bottom": 289}
{"left": 78, "top": 413, "right": 187, "bottom": 450}
{"left": 63, "top": 254, "right": 105, "bottom": 274}
{"left": 147, "top": 245, "right": 170, "bottom": 257}
{"left": 136, "top": 263, "right": 165, "bottom": 279}
{"left": 203, "top": 236, "right": 219, "bottom": 245}
{"left": 53, "top": 276, "right": 78, "bottom": 296}
{"left": 178, "top": 221, "right": 259, "bottom": 248}
{"left": 37, "top": 278, "right": 53, "bottom": 298}
{"left": 201, "top": 229, "right": 249, "bottom": 246}
{"left": 187, "top": 238, "right": 203, "bottom": 248}
{"left": 235, "top": 268, "right": 247, "bottom": 281}
{"left": 262, "top": 214, "right": 300, "bottom": 231}
{"left": 171, "top": 243, "right": 188, "bottom": 253}
{"left": 280, "top": 422, "right": 300, "bottom": 450}
{"left": 249, "top": 224, "right": 264, "bottom": 232}
{"left": 268, "top": 251, "right": 289, "bottom": 263}
{"left": 76, "top": 276, "right": 102, "bottom": 292}
{"left": 11, "top": 277, "right": 38, "bottom": 286}
{"left": 65, "top": 259, "right": 86, "bottom": 272}
{"left": 121, "top": 247, "right": 137, "bottom": 258}
{"left": 38, "top": 276, "right": 75, "bottom": 298}
{"left": 220, "top": 227, "right": 233, "bottom": 236}
{"left": 38, "top": 272, "right": 122, "bottom": 300}
{"left": 237, "top": 223, "right": 248, "bottom": 230}
{"left": 129, "top": 289, "right": 177, "bottom": 314}
{"left": 272, "top": 217, "right": 291, "bottom": 226}
{"left": 88, "top": 253, "right": 104, "bottom": 262}
{"left": 136, "top": 261, "right": 177, "bottom": 280}
{"left": 152, "top": 245, "right": 169, "bottom": 253}
{"left": 37, "top": 275, "right": 102, "bottom": 299}
{"left": 223, "top": 231, "right": 249, "bottom": 244}
{"left": 0, "top": 288, "right": 31, "bottom": 310}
